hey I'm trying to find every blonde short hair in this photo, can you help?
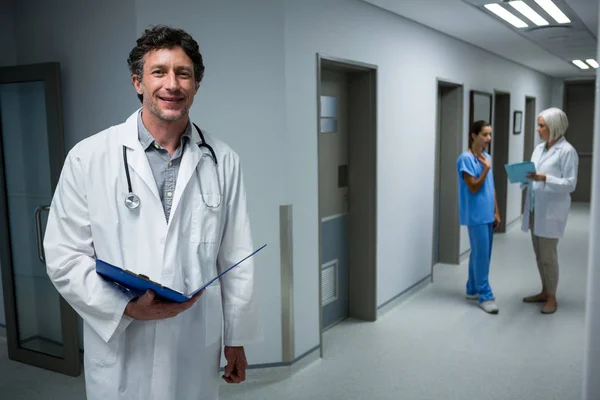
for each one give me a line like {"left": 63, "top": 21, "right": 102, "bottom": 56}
{"left": 538, "top": 107, "right": 569, "bottom": 142}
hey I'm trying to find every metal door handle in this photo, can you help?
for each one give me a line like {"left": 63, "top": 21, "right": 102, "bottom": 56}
{"left": 35, "top": 205, "right": 50, "bottom": 264}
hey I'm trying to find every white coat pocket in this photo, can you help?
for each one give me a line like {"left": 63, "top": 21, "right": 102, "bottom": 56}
{"left": 546, "top": 195, "right": 570, "bottom": 221}
{"left": 204, "top": 284, "right": 223, "bottom": 347}
{"left": 190, "top": 194, "right": 223, "bottom": 243}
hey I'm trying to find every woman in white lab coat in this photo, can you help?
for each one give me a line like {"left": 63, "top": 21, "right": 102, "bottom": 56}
{"left": 521, "top": 107, "right": 578, "bottom": 314}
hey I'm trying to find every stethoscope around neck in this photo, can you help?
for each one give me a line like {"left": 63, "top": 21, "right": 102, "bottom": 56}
{"left": 123, "top": 123, "right": 221, "bottom": 210}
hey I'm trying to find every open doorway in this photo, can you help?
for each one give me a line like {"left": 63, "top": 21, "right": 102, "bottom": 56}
{"left": 492, "top": 91, "right": 510, "bottom": 233}
{"left": 317, "top": 55, "right": 377, "bottom": 344}
{"left": 522, "top": 96, "right": 536, "bottom": 213}
{"left": 432, "top": 80, "right": 463, "bottom": 276}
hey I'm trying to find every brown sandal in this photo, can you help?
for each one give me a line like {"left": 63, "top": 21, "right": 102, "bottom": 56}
{"left": 523, "top": 294, "right": 547, "bottom": 303}
{"left": 541, "top": 302, "right": 557, "bottom": 314}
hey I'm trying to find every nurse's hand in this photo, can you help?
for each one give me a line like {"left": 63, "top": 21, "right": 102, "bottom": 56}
{"left": 527, "top": 172, "right": 546, "bottom": 182}
{"left": 124, "top": 289, "right": 203, "bottom": 320}
{"left": 477, "top": 154, "right": 491, "bottom": 170}
{"left": 222, "top": 346, "right": 248, "bottom": 384}
{"left": 493, "top": 212, "right": 501, "bottom": 230}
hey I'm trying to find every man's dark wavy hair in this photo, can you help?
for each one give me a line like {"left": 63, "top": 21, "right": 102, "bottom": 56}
{"left": 127, "top": 25, "right": 205, "bottom": 102}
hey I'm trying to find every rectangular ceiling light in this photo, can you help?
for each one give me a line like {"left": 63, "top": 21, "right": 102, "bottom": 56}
{"left": 485, "top": 3, "right": 528, "bottom": 28}
{"left": 534, "top": 0, "right": 571, "bottom": 24}
{"left": 572, "top": 60, "right": 590, "bottom": 70}
{"left": 586, "top": 59, "right": 599, "bottom": 69}
{"left": 509, "top": 1, "right": 549, "bottom": 26}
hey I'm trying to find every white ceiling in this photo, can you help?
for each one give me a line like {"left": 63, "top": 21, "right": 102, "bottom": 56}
{"left": 362, "top": 0, "right": 598, "bottom": 78}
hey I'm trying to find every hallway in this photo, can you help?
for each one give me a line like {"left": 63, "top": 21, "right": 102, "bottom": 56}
{"left": 222, "top": 204, "right": 589, "bottom": 400}
{"left": 0, "top": 205, "right": 590, "bottom": 399}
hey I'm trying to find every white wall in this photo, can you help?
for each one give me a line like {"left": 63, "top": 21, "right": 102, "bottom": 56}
{"left": 14, "top": 0, "right": 139, "bottom": 150}
{"left": 582, "top": 8, "right": 600, "bottom": 398}
{"left": 5, "top": 0, "right": 555, "bottom": 366}
{"left": 551, "top": 78, "right": 565, "bottom": 109}
{"left": 134, "top": 0, "right": 287, "bottom": 365}
{"left": 284, "top": 0, "right": 553, "bottom": 358}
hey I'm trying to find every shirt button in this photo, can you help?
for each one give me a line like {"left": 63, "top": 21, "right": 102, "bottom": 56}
{"left": 160, "top": 237, "right": 165, "bottom": 245}
{"left": 168, "top": 162, "right": 172, "bottom": 167}
{"left": 167, "top": 192, "right": 173, "bottom": 197}
{"left": 154, "top": 143, "right": 159, "bottom": 149}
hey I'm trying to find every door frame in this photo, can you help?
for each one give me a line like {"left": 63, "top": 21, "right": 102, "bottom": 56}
{"left": 0, "top": 62, "right": 81, "bottom": 376}
{"left": 432, "top": 79, "right": 464, "bottom": 280}
{"left": 316, "top": 53, "right": 377, "bottom": 355}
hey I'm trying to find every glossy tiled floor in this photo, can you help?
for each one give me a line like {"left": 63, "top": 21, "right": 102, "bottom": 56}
{"left": 1, "top": 205, "right": 590, "bottom": 399}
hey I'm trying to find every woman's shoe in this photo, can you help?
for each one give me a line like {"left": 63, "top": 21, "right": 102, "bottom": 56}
{"left": 479, "top": 300, "right": 499, "bottom": 314}
{"left": 523, "top": 294, "right": 547, "bottom": 303}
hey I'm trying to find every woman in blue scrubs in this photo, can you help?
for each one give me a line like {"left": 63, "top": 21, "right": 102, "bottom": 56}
{"left": 456, "top": 120, "right": 501, "bottom": 314}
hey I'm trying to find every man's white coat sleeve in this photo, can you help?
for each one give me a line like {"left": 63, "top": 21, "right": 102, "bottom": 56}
{"left": 217, "top": 153, "right": 261, "bottom": 346}
{"left": 43, "top": 151, "right": 134, "bottom": 343}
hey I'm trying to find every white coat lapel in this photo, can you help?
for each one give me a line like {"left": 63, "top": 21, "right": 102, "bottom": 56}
{"left": 121, "top": 110, "right": 161, "bottom": 202}
{"left": 537, "top": 137, "right": 564, "bottom": 169}
{"left": 169, "top": 125, "right": 202, "bottom": 223}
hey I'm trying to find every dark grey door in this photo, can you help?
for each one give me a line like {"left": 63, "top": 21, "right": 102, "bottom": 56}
{"left": 565, "top": 80, "right": 594, "bottom": 203}
{"left": 522, "top": 97, "right": 536, "bottom": 213}
{"left": 319, "top": 69, "right": 350, "bottom": 331}
{"left": 0, "top": 63, "right": 80, "bottom": 376}
{"left": 493, "top": 92, "right": 510, "bottom": 233}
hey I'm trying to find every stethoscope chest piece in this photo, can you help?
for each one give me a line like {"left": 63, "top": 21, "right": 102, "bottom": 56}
{"left": 124, "top": 193, "right": 141, "bottom": 210}
{"left": 122, "top": 124, "right": 219, "bottom": 211}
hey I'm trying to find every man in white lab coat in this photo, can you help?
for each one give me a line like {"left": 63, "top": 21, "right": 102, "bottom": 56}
{"left": 521, "top": 107, "right": 578, "bottom": 315}
{"left": 43, "top": 25, "right": 260, "bottom": 399}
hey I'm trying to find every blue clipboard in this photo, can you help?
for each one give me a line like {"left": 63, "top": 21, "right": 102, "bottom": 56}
{"left": 96, "top": 244, "right": 267, "bottom": 303}
{"left": 504, "top": 161, "right": 536, "bottom": 183}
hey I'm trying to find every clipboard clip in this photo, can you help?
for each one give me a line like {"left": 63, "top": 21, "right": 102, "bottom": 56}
{"left": 124, "top": 269, "right": 164, "bottom": 288}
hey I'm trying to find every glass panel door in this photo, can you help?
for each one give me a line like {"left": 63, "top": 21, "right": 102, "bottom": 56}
{"left": 0, "top": 63, "right": 80, "bottom": 376}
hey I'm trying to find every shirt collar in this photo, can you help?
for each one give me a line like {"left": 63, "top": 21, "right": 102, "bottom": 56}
{"left": 137, "top": 110, "right": 192, "bottom": 150}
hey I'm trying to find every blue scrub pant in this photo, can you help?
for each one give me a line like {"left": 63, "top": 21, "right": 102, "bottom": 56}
{"left": 466, "top": 223, "right": 495, "bottom": 302}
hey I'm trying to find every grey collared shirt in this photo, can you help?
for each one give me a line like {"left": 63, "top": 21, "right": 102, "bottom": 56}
{"left": 137, "top": 111, "right": 192, "bottom": 222}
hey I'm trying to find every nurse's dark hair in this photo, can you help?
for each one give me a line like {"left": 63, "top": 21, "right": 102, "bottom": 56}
{"left": 127, "top": 25, "right": 205, "bottom": 103}
{"left": 468, "top": 120, "right": 491, "bottom": 149}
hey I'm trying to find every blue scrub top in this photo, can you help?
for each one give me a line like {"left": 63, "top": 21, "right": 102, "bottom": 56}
{"left": 457, "top": 151, "right": 495, "bottom": 226}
